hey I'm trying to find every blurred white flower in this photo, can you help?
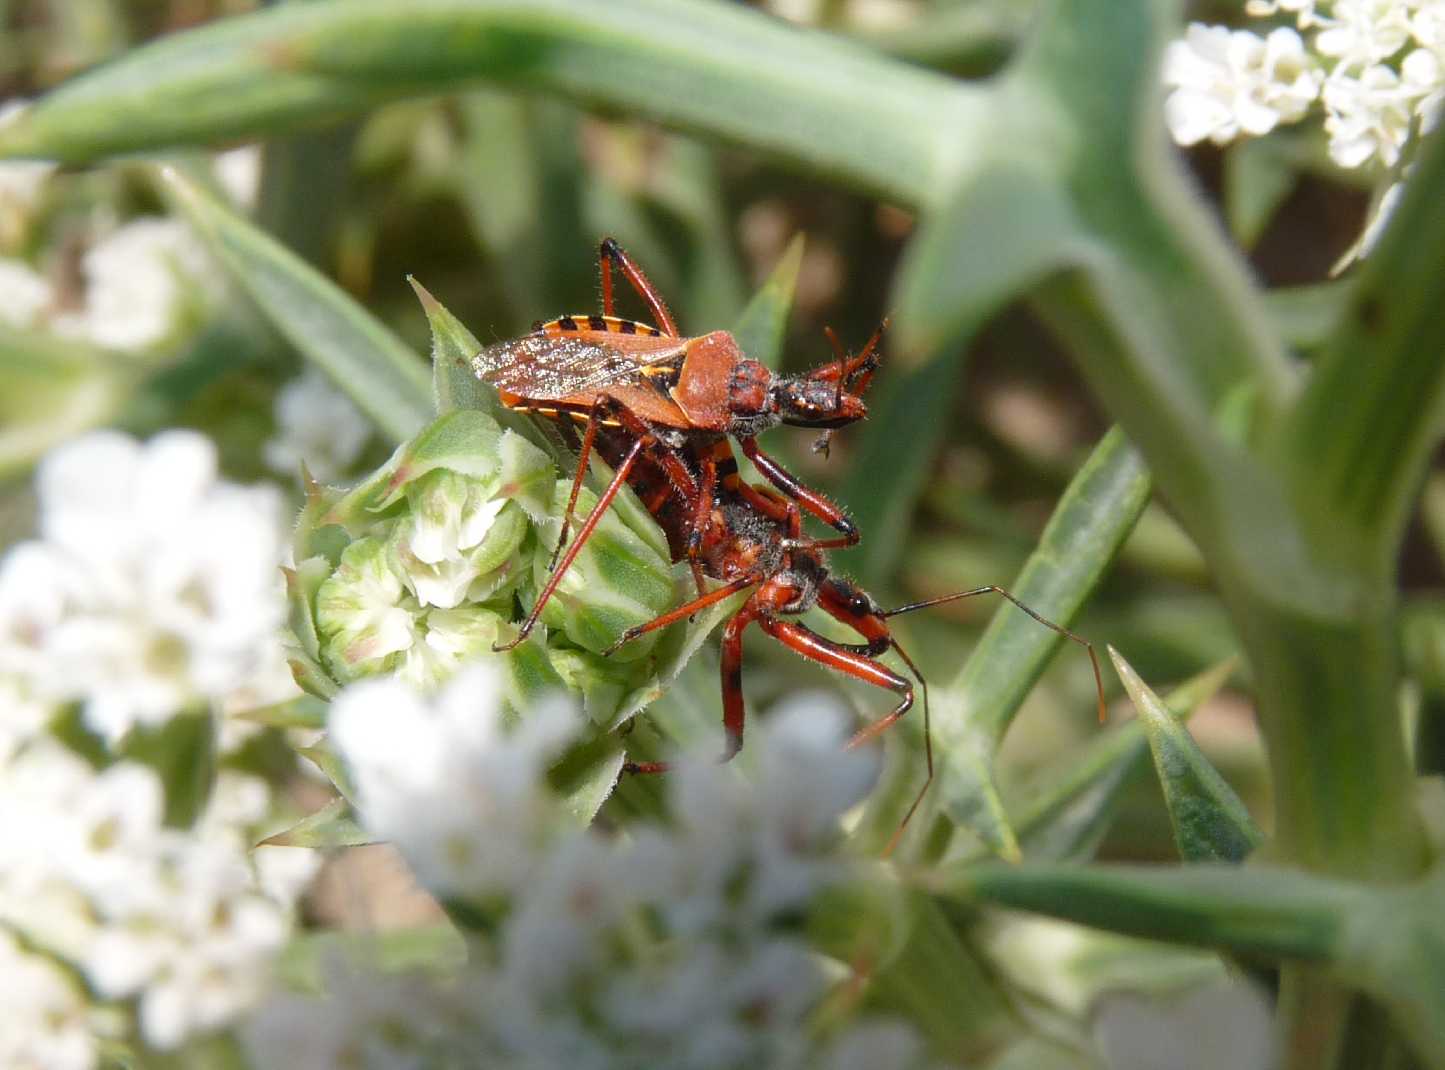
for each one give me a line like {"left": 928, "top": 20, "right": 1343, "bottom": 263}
{"left": 0, "top": 742, "right": 314, "bottom": 1053}
{"left": 260, "top": 684, "right": 908, "bottom": 1069}
{"left": 0, "top": 677, "right": 51, "bottom": 762}
{"left": 53, "top": 218, "right": 216, "bottom": 352}
{"left": 639, "top": 695, "right": 878, "bottom": 937}
{"left": 1164, "top": 25, "right": 1322, "bottom": 145}
{"left": 0, "top": 929, "right": 102, "bottom": 1070}
{"left": 816, "top": 1020, "right": 934, "bottom": 1070}
{"left": 330, "top": 664, "right": 575, "bottom": 897}
{"left": 0, "top": 430, "right": 288, "bottom": 742}
{"left": 264, "top": 370, "right": 372, "bottom": 483}
{"left": 0, "top": 257, "right": 53, "bottom": 328}
{"left": 1322, "top": 60, "right": 1420, "bottom": 165}
{"left": 213, "top": 145, "right": 263, "bottom": 211}
{"left": 1314, "top": 0, "right": 1415, "bottom": 65}
{"left": 242, "top": 952, "right": 471, "bottom": 1070}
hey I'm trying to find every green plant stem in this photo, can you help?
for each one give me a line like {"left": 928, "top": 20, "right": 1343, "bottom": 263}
{"left": 1281, "top": 122, "right": 1445, "bottom": 577}
{"left": 0, "top": 0, "right": 978, "bottom": 207}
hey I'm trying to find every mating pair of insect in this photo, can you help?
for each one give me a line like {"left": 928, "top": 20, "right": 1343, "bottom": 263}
{"left": 475, "top": 239, "right": 1105, "bottom": 834}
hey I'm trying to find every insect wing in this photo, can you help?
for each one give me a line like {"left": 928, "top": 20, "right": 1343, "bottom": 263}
{"left": 472, "top": 332, "right": 683, "bottom": 401}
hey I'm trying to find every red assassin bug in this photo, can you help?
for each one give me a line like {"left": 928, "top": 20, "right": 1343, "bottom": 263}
{"left": 579, "top": 421, "right": 1109, "bottom": 850}
{"left": 476, "top": 239, "right": 881, "bottom": 649}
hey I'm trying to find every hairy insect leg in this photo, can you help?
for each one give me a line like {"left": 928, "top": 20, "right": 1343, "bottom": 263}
{"left": 601, "top": 575, "right": 755, "bottom": 657}
{"left": 599, "top": 237, "right": 680, "bottom": 337}
{"left": 738, "top": 436, "right": 859, "bottom": 549}
{"left": 686, "top": 448, "right": 721, "bottom": 599}
{"left": 621, "top": 586, "right": 764, "bottom": 778}
{"left": 608, "top": 405, "right": 701, "bottom": 510}
{"left": 887, "top": 585, "right": 1109, "bottom": 723}
{"left": 551, "top": 394, "right": 608, "bottom": 572}
{"left": 735, "top": 482, "right": 803, "bottom": 539}
{"left": 493, "top": 436, "right": 645, "bottom": 652}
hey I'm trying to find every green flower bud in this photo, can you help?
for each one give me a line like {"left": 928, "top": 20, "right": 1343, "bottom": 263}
{"left": 314, "top": 535, "right": 513, "bottom": 692}
{"left": 315, "top": 536, "right": 414, "bottom": 681}
{"left": 530, "top": 482, "right": 676, "bottom": 658}
{"left": 548, "top": 646, "right": 653, "bottom": 729}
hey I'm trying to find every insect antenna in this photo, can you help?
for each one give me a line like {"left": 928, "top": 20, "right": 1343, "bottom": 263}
{"left": 883, "top": 586, "right": 1108, "bottom": 724}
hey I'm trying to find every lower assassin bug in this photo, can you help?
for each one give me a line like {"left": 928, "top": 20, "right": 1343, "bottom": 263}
{"left": 555, "top": 420, "right": 1109, "bottom": 850}
{"left": 473, "top": 237, "right": 882, "bottom": 617}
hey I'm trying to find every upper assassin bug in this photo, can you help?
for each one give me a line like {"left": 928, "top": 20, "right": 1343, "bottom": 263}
{"left": 476, "top": 238, "right": 882, "bottom": 647}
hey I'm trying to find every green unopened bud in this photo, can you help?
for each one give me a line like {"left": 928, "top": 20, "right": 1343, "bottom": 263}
{"left": 531, "top": 482, "right": 676, "bottom": 658}
{"left": 548, "top": 646, "right": 654, "bottom": 729}
{"left": 315, "top": 536, "right": 415, "bottom": 681}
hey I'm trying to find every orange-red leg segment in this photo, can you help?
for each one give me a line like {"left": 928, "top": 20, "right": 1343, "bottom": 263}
{"left": 599, "top": 238, "right": 679, "bottom": 337}
{"left": 739, "top": 437, "right": 859, "bottom": 549}
{"left": 494, "top": 436, "right": 645, "bottom": 652}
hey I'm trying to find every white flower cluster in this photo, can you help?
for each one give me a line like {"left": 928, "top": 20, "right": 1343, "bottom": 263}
{"left": 0, "top": 100, "right": 221, "bottom": 353}
{"left": 0, "top": 430, "right": 294, "bottom": 745}
{"left": 0, "top": 741, "right": 314, "bottom": 1058}
{"left": 0, "top": 429, "right": 315, "bottom": 1062}
{"left": 1164, "top": 1, "right": 1445, "bottom": 168}
{"left": 245, "top": 668, "right": 933, "bottom": 1068}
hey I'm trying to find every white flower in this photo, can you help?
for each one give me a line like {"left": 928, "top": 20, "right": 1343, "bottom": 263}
{"left": 0, "top": 677, "right": 52, "bottom": 762}
{"left": 1245, "top": 0, "right": 1320, "bottom": 18}
{"left": 391, "top": 468, "right": 532, "bottom": 610}
{"left": 1322, "top": 61, "right": 1419, "bottom": 165}
{"left": 264, "top": 370, "right": 372, "bottom": 482}
{"left": 269, "top": 689, "right": 913, "bottom": 1069}
{"left": 242, "top": 953, "right": 470, "bottom": 1070}
{"left": 53, "top": 218, "right": 215, "bottom": 352}
{"left": 642, "top": 694, "right": 879, "bottom": 934}
{"left": 316, "top": 537, "right": 416, "bottom": 675}
{"left": 0, "top": 430, "right": 289, "bottom": 741}
{"left": 1314, "top": 0, "right": 1414, "bottom": 66}
{"left": 0, "top": 930, "right": 100, "bottom": 1070}
{"left": 1164, "top": 0, "right": 1445, "bottom": 264}
{"left": 0, "top": 741, "right": 311, "bottom": 1053}
{"left": 1164, "top": 25, "right": 1322, "bottom": 145}
{"left": 0, "top": 257, "right": 53, "bottom": 328}
{"left": 817, "top": 1020, "right": 933, "bottom": 1070}
{"left": 330, "top": 665, "right": 576, "bottom": 897}
{"left": 213, "top": 145, "right": 263, "bottom": 211}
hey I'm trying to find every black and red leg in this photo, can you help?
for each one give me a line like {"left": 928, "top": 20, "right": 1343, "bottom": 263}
{"left": 738, "top": 436, "right": 859, "bottom": 550}
{"left": 550, "top": 394, "right": 609, "bottom": 571}
{"left": 494, "top": 434, "right": 649, "bottom": 652}
{"left": 599, "top": 237, "right": 680, "bottom": 337}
